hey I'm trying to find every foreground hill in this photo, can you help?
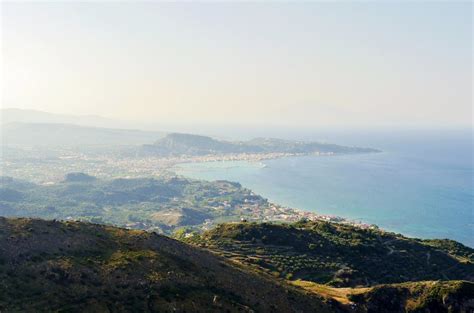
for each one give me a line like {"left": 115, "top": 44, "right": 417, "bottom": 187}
{"left": 0, "top": 217, "right": 472, "bottom": 312}
{"left": 292, "top": 280, "right": 474, "bottom": 313}
{"left": 141, "top": 133, "right": 380, "bottom": 156}
{"left": 188, "top": 221, "right": 474, "bottom": 287}
{"left": 0, "top": 217, "right": 338, "bottom": 313}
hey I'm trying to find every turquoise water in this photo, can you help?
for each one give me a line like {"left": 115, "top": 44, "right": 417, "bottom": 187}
{"left": 175, "top": 130, "right": 473, "bottom": 247}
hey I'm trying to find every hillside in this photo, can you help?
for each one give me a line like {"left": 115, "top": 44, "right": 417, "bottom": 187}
{"left": 293, "top": 280, "right": 474, "bottom": 313}
{"left": 141, "top": 133, "right": 380, "bottom": 156}
{"left": 0, "top": 217, "right": 338, "bottom": 313}
{"left": 146, "top": 133, "right": 243, "bottom": 155}
{"left": 187, "top": 221, "right": 474, "bottom": 287}
{"left": 1, "top": 218, "right": 473, "bottom": 313}
{"left": 0, "top": 175, "right": 275, "bottom": 233}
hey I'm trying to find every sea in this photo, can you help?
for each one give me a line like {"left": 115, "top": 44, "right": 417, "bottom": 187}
{"left": 174, "top": 128, "right": 473, "bottom": 247}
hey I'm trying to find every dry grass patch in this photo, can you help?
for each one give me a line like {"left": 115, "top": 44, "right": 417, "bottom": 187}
{"left": 290, "top": 279, "right": 370, "bottom": 304}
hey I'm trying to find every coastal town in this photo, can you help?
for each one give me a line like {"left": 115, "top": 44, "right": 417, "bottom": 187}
{"left": 1, "top": 145, "right": 375, "bottom": 235}
{"left": 195, "top": 195, "right": 376, "bottom": 234}
{"left": 0, "top": 145, "right": 334, "bottom": 184}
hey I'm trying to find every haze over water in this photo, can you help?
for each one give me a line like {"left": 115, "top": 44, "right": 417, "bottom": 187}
{"left": 176, "top": 129, "right": 473, "bottom": 247}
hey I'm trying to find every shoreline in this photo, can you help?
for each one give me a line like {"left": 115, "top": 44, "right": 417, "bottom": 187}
{"left": 243, "top": 201, "right": 378, "bottom": 231}
{"left": 173, "top": 154, "right": 473, "bottom": 248}
{"left": 3, "top": 146, "right": 471, "bottom": 246}
{"left": 169, "top": 151, "right": 335, "bottom": 165}
{"left": 172, "top": 154, "right": 378, "bottom": 232}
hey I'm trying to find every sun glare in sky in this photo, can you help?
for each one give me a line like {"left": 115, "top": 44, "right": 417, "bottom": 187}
{"left": 2, "top": 1, "right": 472, "bottom": 128}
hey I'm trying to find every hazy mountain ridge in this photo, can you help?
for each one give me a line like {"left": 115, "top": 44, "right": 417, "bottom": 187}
{"left": 142, "top": 133, "right": 380, "bottom": 156}
{"left": 0, "top": 121, "right": 378, "bottom": 156}
{"left": 1, "top": 108, "right": 130, "bottom": 129}
{"left": 0, "top": 122, "right": 165, "bottom": 146}
{"left": 1, "top": 110, "right": 379, "bottom": 154}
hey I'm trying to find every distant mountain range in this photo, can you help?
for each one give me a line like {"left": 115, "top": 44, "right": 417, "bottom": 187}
{"left": 0, "top": 108, "right": 167, "bottom": 146}
{"left": 0, "top": 122, "right": 165, "bottom": 146}
{"left": 0, "top": 123, "right": 379, "bottom": 156}
{"left": 1, "top": 109, "right": 380, "bottom": 155}
{"left": 1, "top": 108, "right": 131, "bottom": 129}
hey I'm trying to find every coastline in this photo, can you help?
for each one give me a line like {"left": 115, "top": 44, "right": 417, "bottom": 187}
{"left": 173, "top": 152, "right": 474, "bottom": 247}
{"left": 169, "top": 151, "right": 335, "bottom": 164}
{"left": 3, "top": 143, "right": 471, "bottom": 246}
{"left": 172, "top": 153, "right": 378, "bottom": 232}
{"left": 237, "top": 199, "right": 377, "bottom": 230}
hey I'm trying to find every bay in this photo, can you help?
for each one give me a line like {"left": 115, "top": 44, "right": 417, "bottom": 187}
{"left": 175, "top": 130, "right": 473, "bottom": 247}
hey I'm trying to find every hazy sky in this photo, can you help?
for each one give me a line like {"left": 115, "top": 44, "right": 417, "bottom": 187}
{"left": 2, "top": 1, "right": 472, "bottom": 128}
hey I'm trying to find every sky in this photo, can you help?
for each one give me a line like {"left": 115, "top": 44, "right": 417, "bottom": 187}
{"left": 1, "top": 1, "right": 472, "bottom": 129}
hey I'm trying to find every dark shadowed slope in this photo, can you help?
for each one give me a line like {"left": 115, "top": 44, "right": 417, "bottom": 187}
{"left": 0, "top": 217, "right": 339, "bottom": 313}
{"left": 189, "top": 221, "right": 474, "bottom": 287}
{"left": 1, "top": 217, "right": 473, "bottom": 313}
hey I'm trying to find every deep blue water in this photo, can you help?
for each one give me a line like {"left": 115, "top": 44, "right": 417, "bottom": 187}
{"left": 175, "top": 129, "right": 473, "bottom": 247}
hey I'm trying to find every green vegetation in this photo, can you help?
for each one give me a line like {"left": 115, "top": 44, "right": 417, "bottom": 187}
{"left": 293, "top": 280, "right": 474, "bottom": 313}
{"left": 1, "top": 217, "right": 472, "bottom": 312}
{"left": 0, "top": 217, "right": 339, "bottom": 313}
{"left": 1, "top": 171, "right": 473, "bottom": 312}
{"left": 63, "top": 172, "right": 97, "bottom": 183}
{"left": 349, "top": 280, "right": 474, "bottom": 313}
{"left": 0, "top": 175, "right": 268, "bottom": 233}
{"left": 187, "top": 221, "right": 474, "bottom": 287}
